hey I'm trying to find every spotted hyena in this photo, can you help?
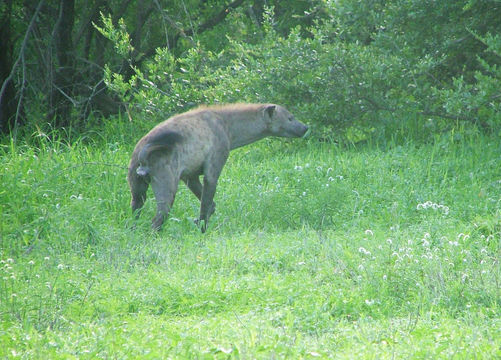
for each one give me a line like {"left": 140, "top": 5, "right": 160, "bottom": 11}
{"left": 127, "top": 103, "right": 308, "bottom": 232}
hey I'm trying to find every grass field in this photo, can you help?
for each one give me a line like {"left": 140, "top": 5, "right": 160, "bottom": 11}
{"left": 1, "top": 124, "right": 500, "bottom": 358}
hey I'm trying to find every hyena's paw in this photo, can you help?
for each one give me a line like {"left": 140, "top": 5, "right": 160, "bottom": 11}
{"left": 151, "top": 213, "right": 165, "bottom": 231}
{"left": 194, "top": 202, "right": 216, "bottom": 224}
{"left": 193, "top": 202, "right": 216, "bottom": 233}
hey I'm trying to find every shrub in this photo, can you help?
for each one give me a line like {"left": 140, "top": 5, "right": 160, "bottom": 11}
{"left": 98, "top": 4, "right": 501, "bottom": 143}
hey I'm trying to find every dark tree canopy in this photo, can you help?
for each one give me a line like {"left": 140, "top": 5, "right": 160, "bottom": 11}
{"left": 1, "top": 0, "right": 500, "bottom": 140}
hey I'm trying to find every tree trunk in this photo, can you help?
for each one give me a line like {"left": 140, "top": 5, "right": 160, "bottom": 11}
{"left": 0, "top": 0, "right": 21, "bottom": 135}
{"left": 48, "top": 0, "right": 75, "bottom": 128}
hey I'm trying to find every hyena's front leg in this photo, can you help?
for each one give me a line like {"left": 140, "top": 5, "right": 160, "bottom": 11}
{"left": 199, "top": 152, "right": 228, "bottom": 233}
{"left": 199, "top": 177, "right": 218, "bottom": 233}
{"left": 184, "top": 176, "right": 216, "bottom": 220}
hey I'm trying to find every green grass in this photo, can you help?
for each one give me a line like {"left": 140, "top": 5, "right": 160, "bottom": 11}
{"left": 0, "top": 125, "right": 500, "bottom": 358}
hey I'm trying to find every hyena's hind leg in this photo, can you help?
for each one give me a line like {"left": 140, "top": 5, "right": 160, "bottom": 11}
{"left": 150, "top": 169, "right": 180, "bottom": 231}
{"left": 198, "top": 150, "right": 228, "bottom": 233}
{"left": 128, "top": 171, "right": 149, "bottom": 218}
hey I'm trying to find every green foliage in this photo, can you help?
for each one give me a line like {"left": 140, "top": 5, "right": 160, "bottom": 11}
{"left": 96, "top": 2, "right": 500, "bottom": 144}
{"left": 94, "top": 14, "right": 134, "bottom": 58}
{"left": 433, "top": 32, "right": 501, "bottom": 132}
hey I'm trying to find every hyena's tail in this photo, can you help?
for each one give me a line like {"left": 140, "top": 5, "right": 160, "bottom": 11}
{"left": 136, "top": 131, "right": 183, "bottom": 176}
{"left": 128, "top": 130, "right": 183, "bottom": 215}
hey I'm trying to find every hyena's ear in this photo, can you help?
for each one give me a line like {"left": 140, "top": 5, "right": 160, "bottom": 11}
{"left": 263, "top": 105, "right": 276, "bottom": 121}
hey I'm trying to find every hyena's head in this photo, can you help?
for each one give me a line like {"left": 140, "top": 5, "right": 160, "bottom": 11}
{"left": 262, "top": 104, "right": 308, "bottom": 138}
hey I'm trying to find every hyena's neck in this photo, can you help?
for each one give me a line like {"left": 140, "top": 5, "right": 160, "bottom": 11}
{"left": 221, "top": 108, "right": 269, "bottom": 150}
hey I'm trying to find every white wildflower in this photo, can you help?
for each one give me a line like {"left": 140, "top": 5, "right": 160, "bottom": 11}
{"left": 358, "top": 247, "right": 371, "bottom": 256}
